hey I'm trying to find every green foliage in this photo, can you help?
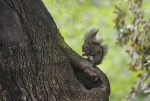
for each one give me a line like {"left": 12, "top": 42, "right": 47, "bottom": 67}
{"left": 114, "top": 0, "right": 150, "bottom": 100}
{"left": 42, "top": 0, "right": 145, "bottom": 101}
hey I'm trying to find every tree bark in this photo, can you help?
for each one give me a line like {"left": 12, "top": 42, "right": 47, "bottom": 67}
{"left": 0, "top": 0, "right": 110, "bottom": 101}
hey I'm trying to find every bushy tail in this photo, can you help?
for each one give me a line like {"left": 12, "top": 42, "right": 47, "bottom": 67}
{"left": 84, "top": 28, "right": 99, "bottom": 43}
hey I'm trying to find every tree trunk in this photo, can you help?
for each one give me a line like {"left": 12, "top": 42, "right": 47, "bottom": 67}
{"left": 0, "top": 0, "right": 110, "bottom": 101}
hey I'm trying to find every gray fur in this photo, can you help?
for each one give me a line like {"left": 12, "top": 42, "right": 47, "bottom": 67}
{"left": 82, "top": 28, "right": 108, "bottom": 67}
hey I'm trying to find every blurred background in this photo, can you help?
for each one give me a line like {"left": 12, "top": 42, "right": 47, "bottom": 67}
{"left": 43, "top": 0, "right": 150, "bottom": 101}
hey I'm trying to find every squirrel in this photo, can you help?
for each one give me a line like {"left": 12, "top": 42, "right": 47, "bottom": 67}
{"left": 82, "top": 28, "right": 108, "bottom": 68}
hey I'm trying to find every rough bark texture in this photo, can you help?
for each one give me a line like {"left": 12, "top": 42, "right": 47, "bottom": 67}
{"left": 0, "top": 0, "right": 110, "bottom": 101}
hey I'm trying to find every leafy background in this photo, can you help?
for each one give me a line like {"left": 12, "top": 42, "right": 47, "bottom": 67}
{"left": 43, "top": 0, "right": 150, "bottom": 101}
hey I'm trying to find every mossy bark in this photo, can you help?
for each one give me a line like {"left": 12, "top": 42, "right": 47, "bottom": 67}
{"left": 0, "top": 0, "right": 110, "bottom": 101}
